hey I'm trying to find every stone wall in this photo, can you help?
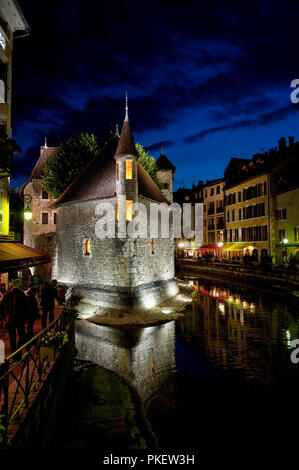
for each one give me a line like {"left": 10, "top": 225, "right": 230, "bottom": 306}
{"left": 156, "top": 169, "right": 173, "bottom": 203}
{"left": 53, "top": 194, "right": 178, "bottom": 309}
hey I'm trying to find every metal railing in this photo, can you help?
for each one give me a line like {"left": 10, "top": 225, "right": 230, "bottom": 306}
{"left": 0, "top": 311, "right": 66, "bottom": 437}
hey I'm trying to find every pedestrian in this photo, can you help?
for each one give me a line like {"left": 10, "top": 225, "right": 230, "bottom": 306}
{"left": 0, "top": 279, "right": 28, "bottom": 354}
{"left": 20, "top": 267, "right": 32, "bottom": 291}
{"left": 26, "top": 288, "right": 41, "bottom": 340}
{"left": 32, "top": 271, "right": 42, "bottom": 297}
{"left": 40, "top": 279, "right": 58, "bottom": 329}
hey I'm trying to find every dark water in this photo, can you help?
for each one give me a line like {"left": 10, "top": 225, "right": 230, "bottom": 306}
{"left": 69, "top": 277, "right": 299, "bottom": 450}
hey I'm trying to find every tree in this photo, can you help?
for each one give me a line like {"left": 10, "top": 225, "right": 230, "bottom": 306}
{"left": 135, "top": 143, "right": 163, "bottom": 189}
{"left": 42, "top": 133, "right": 101, "bottom": 198}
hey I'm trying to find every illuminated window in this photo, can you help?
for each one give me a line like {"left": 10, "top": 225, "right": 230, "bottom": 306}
{"left": 126, "top": 159, "right": 133, "bottom": 179}
{"left": 151, "top": 238, "right": 155, "bottom": 254}
{"left": 116, "top": 201, "right": 133, "bottom": 221}
{"left": 184, "top": 196, "right": 189, "bottom": 201}
{"left": 126, "top": 200, "right": 133, "bottom": 221}
{"left": 83, "top": 239, "right": 91, "bottom": 256}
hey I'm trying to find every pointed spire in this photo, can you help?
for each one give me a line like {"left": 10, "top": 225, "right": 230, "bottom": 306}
{"left": 115, "top": 95, "right": 137, "bottom": 157}
{"left": 125, "top": 91, "right": 129, "bottom": 122}
{"left": 44, "top": 137, "right": 48, "bottom": 148}
{"left": 161, "top": 144, "right": 164, "bottom": 155}
{"left": 115, "top": 123, "right": 120, "bottom": 137}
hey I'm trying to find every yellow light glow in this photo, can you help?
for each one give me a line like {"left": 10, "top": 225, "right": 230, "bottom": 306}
{"left": 24, "top": 208, "right": 32, "bottom": 221}
{"left": 126, "top": 200, "right": 133, "bottom": 221}
{"left": 126, "top": 159, "right": 133, "bottom": 179}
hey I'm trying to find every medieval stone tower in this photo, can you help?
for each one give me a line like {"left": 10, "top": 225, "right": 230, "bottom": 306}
{"left": 52, "top": 99, "right": 178, "bottom": 311}
{"left": 156, "top": 151, "right": 176, "bottom": 203}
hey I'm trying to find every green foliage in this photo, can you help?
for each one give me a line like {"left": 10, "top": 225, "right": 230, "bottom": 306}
{"left": 62, "top": 306, "right": 79, "bottom": 319}
{"left": 135, "top": 143, "right": 163, "bottom": 189}
{"left": 41, "top": 331, "right": 68, "bottom": 348}
{"left": 42, "top": 132, "right": 101, "bottom": 198}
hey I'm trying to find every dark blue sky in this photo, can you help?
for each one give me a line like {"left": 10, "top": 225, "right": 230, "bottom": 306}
{"left": 11, "top": 0, "right": 299, "bottom": 190}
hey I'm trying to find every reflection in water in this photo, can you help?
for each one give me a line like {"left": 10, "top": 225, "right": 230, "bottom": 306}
{"left": 75, "top": 277, "right": 299, "bottom": 449}
{"left": 177, "top": 279, "right": 299, "bottom": 390}
{"left": 76, "top": 320, "right": 177, "bottom": 413}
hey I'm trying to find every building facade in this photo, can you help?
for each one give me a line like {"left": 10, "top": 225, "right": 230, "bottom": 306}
{"left": 21, "top": 144, "right": 58, "bottom": 281}
{"left": 52, "top": 107, "right": 178, "bottom": 311}
{"left": 201, "top": 178, "right": 225, "bottom": 257}
{"left": 173, "top": 181, "right": 204, "bottom": 257}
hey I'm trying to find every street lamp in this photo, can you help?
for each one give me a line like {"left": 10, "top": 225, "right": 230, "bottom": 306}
{"left": 282, "top": 238, "right": 289, "bottom": 263}
{"left": 24, "top": 194, "right": 32, "bottom": 221}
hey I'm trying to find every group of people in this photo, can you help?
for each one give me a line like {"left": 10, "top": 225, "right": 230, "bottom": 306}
{"left": 0, "top": 275, "right": 59, "bottom": 355}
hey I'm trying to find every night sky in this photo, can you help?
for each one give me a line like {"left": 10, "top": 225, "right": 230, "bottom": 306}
{"left": 11, "top": 0, "right": 299, "bottom": 190}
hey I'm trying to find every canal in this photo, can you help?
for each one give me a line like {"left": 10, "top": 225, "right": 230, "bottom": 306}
{"left": 58, "top": 277, "right": 299, "bottom": 450}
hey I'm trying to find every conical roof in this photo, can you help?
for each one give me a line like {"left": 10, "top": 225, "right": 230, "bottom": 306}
{"left": 115, "top": 119, "right": 137, "bottom": 157}
{"left": 156, "top": 152, "right": 176, "bottom": 174}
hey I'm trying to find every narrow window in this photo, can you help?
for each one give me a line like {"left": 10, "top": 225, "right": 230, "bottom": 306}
{"left": 126, "top": 200, "right": 133, "bottom": 221}
{"left": 54, "top": 213, "right": 57, "bottom": 224}
{"left": 42, "top": 212, "right": 48, "bottom": 224}
{"left": 151, "top": 238, "right": 155, "bottom": 254}
{"left": 116, "top": 161, "right": 119, "bottom": 181}
{"left": 126, "top": 159, "right": 133, "bottom": 179}
{"left": 116, "top": 202, "right": 119, "bottom": 221}
{"left": 184, "top": 195, "right": 189, "bottom": 201}
{"left": 83, "top": 239, "right": 90, "bottom": 256}
{"left": 42, "top": 190, "right": 49, "bottom": 199}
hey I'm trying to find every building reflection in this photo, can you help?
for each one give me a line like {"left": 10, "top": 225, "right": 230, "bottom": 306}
{"left": 75, "top": 319, "right": 177, "bottom": 413}
{"left": 177, "top": 280, "right": 299, "bottom": 387}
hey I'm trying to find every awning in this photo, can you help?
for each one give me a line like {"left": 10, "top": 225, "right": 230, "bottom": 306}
{"left": 0, "top": 242, "right": 51, "bottom": 273}
{"left": 199, "top": 244, "right": 221, "bottom": 251}
{"left": 223, "top": 243, "right": 255, "bottom": 252}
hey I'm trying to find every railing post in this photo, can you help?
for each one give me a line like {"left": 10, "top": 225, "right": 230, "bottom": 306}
{"left": 1, "top": 359, "right": 9, "bottom": 437}
{"left": 25, "top": 353, "right": 30, "bottom": 406}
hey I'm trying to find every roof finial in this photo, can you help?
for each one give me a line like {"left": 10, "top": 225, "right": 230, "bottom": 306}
{"left": 125, "top": 91, "right": 128, "bottom": 122}
{"left": 44, "top": 137, "right": 48, "bottom": 148}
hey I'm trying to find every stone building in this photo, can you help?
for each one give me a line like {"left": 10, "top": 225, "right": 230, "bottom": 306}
{"left": 156, "top": 151, "right": 176, "bottom": 203}
{"left": 52, "top": 106, "right": 178, "bottom": 310}
{"left": 21, "top": 143, "right": 58, "bottom": 281}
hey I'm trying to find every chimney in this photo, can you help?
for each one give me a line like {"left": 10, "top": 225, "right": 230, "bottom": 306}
{"left": 289, "top": 136, "right": 295, "bottom": 146}
{"left": 278, "top": 137, "right": 286, "bottom": 151}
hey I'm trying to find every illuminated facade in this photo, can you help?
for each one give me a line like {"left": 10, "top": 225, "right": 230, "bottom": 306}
{"left": 52, "top": 106, "right": 178, "bottom": 310}
{"left": 201, "top": 178, "right": 224, "bottom": 257}
{"left": 224, "top": 170, "right": 270, "bottom": 260}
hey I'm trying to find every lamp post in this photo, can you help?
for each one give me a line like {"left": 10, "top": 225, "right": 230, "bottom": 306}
{"left": 282, "top": 238, "right": 288, "bottom": 263}
{"left": 24, "top": 194, "right": 32, "bottom": 221}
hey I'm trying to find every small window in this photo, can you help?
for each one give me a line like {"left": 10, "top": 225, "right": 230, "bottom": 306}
{"left": 184, "top": 196, "right": 189, "bottom": 201}
{"left": 151, "top": 238, "right": 155, "bottom": 254}
{"left": 126, "top": 159, "right": 133, "bottom": 179}
{"left": 42, "top": 190, "right": 49, "bottom": 199}
{"left": 42, "top": 212, "right": 48, "bottom": 224}
{"left": 126, "top": 200, "right": 133, "bottom": 221}
{"left": 54, "top": 213, "right": 57, "bottom": 224}
{"left": 83, "top": 239, "right": 91, "bottom": 256}
{"left": 116, "top": 161, "right": 119, "bottom": 181}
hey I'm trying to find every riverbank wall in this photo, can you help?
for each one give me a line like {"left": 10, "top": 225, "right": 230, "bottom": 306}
{"left": 176, "top": 259, "right": 299, "bottom": 293}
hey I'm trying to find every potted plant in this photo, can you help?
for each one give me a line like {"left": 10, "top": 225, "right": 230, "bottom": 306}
{"left": 69, "top": 291, "right": 84, "bottom": 306}
{"left": 40, "top": 330, "right": 69, "bottom": 363}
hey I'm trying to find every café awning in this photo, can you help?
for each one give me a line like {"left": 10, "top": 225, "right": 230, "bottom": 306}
{"left": 222, "top": 243, "right": 254, "bottom": 252}
{"left": 199, "top": 244, "right": 221, "bottom": 251}
{"left": 0, "top": 242, "right": 51, "bottom": 273}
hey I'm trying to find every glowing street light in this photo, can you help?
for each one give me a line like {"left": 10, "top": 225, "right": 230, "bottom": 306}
{"left": 283, "top": 238, "right": 288, "bottom": 244}
{"left": 24, "top": 194, "right": 32, "bottom": 221}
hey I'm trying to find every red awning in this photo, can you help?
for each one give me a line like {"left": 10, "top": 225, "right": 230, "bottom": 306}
{"left": 0, "top": 242, "right": 51, "bottom": 273}
{"left": 199, "top": 244, "right": 221, "bottom": 251}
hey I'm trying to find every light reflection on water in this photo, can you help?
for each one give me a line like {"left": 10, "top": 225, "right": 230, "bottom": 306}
{"left": 75, "top": 277, "right": 299, "bottom": 448}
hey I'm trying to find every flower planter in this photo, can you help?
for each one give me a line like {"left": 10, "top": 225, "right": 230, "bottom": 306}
{"left": 40, "top": 344, "right": 55, "bottom": 363}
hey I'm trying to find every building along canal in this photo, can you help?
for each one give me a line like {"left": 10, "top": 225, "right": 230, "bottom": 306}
{"left": 55, "top": 277, "right": 299, "bottom": 450}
